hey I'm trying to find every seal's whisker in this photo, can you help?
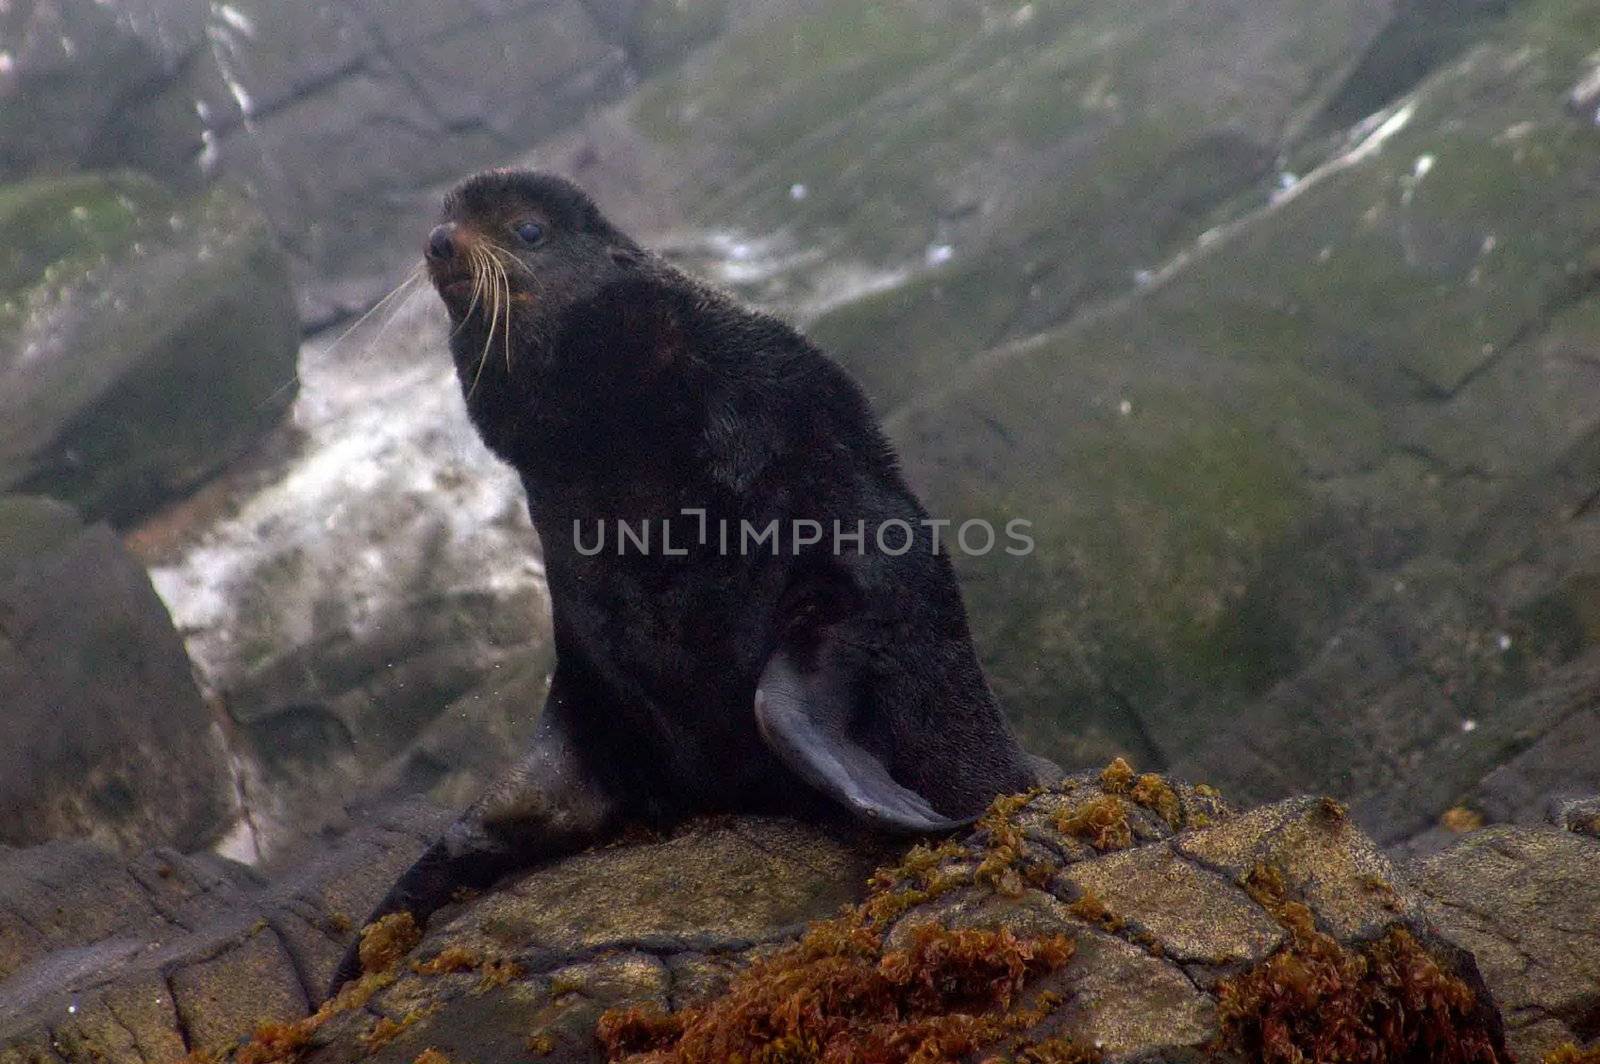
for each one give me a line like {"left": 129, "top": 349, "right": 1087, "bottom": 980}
{"left": 495, "top": 255, "right": 513, "bottom": 373}
{"left": 356, "top": 284, "right": 428, "bottom": 361}
{"left": 452, "top": 247, "right": 488, "bottom": 337}
{"left": 477, "top": 244, "right": 520, "bottom": 373}
{"left": 481, "top": 241, "right": 528, "bottom": 274}
{"left": 253, "top": 266, "right": 425, "bottom": 413}
{"left": 467, "top": 247, "right": 499, "bottom": 400}
{"left": 325, "top": 265, "right": 426, "bottom": 358}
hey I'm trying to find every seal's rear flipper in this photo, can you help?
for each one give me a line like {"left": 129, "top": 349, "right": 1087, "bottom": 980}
{"left": 755, "top": 648, "right": 973, "bottom": 834}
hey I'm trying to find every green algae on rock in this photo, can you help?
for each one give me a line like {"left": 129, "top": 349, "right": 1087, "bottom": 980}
{"left": 0, "top": 172, "right": 299, "bottom": 525}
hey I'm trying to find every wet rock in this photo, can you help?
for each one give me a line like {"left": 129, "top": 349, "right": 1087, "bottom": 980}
{"left": 658, "top": 0, "right": 1600, "bottom": 846}
{"left": 300, "top": 776, "right": 1490, "bottom": 1062}
{"left": 0, "top": 0, "right": 210, "bottom": 186}
{"left": 360, "top": 660, "right": 552, "bottom": 813}
{"left": 0, "top": 800, "right": 451, "bottom": 1059}
{"left": 0, "top": 838, "right": 258, "bottom": 985}
{"left": 0, "top": 172, "right": 300, "bottom": 525}
{"left": 0, "top": 496, "right": 236, "bottom": 854}
{"left": 1, "top": 0, "right": 726, "bottom": 317}
{"left": 1409, "top": 823, "right": 1600, "bottom": 1061}
{"left": 0, "top": 773, "right": 1516, "bottom": 1064}
{"left": 144, "top": 293, "right": 553, "bottom": 859}
{"left": 1556, "top": 796, "right": 1600, "bottom": 838}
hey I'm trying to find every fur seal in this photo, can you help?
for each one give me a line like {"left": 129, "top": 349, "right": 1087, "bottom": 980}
{"left": 327, "top": 170, "right": 1043, "bottom": 996}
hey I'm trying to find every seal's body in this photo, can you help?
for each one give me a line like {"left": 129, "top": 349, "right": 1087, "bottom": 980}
{"left": 328, "top": 171, "right": 1040, "bottom": 995}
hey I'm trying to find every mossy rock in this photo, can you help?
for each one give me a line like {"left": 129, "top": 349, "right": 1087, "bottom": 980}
{"left": 136, "top": 769, "right": 1515, "bottom": 1064}
{"left": 16, "top": 774, "right": 1600, "bottom": 1063}
{"left": 0, "top": 172, "right": 299, "bottom": 524}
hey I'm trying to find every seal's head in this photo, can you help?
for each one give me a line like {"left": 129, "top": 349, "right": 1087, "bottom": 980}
{"left": 425, "top": 170, "right": 644, "bottom": 385}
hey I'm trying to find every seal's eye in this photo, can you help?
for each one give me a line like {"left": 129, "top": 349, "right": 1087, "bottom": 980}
{"left": 514, "top": 220, "right": 545, "bottom": 245}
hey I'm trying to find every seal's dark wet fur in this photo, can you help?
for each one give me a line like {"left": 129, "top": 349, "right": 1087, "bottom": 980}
{"left": 327, "top": 170, "right": 1040, "bottom": 997}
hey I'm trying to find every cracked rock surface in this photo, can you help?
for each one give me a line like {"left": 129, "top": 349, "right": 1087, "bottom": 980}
{"left": 9, "top": 771, "right": 1590, "bottom": 1064}
{"left": 0, "top": 801, "right": 450, "bottom": 1061}
{"left": 1411, "top": 823, "right": 1600, "bottom": 1061}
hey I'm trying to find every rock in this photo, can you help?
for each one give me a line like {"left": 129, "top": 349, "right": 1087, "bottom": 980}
{"left": 0, "top": 495, "right": 236, "bottom": 854}
{"left": 907, "top": 3, "right": 1600, "bottom": 833}
{"left": 1, "top": 0, "right": 730, "bottom": 317}
{"left": 0, "top": 800, "right": 452, "bottom": 1059}
{"left": 319, "top": 775, "right": 1497, "bottom": 1064}
{"left": 360, "top": 660, "right": 551, "bottom": 813}
{"left": 0, "top": 839, "right": 260, "bottom": 986}
{"left": 0, "top": 0, "right": 210, "bottom": 187}
{"left": 0, "top": 493, "right": 82, "bottom": 579}
{"left": 1556, "top": 796, "right": 1600, "bottom": 838}
{"left": 144, "top": 293, "right": 553, "bottom": 859}
{"left": 0, "top": 772, "right": 1522, "bottom": 1064}
{"left": 570, "top": 0, "right": 1600, "bottom": 848}
{"left": 618, "top": 0, "right": 730, "bottom": 75}
{"left": 0, "top": 172, "right": 300, "bottom": 525}
{"left": 1409, "top": 821, "right": 1600, "bottom": 1061}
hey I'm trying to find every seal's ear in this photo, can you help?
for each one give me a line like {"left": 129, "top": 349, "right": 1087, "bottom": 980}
{"left": 608, "top": 244, "right": 643, "bottom": 268}
{"left": 755, "top": 645, "right": 973, "bottom": 834}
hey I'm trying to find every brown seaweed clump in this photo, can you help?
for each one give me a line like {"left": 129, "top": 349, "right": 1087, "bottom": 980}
{"left": 1097, "top": 758, "right": 1135, "bottom": 795}
{"left": 1053, "top": 795, "right": 1133, "bottom": 852}
{"left": 231, "top": 971, "right": 398, "bottom": 1064}
{"left": 360, "top": 1006, "right": 440, "bottom": 1053}
{"left": 974, "top": 789, "right": 1046, "bottom": 897}
{"left": 412, "top": 946, "right": 480, "bottom": 976}
{"left": 1546, "top": 1045, "right": 1600, "bottom": 1063}
{"left": 1129, "top": 774, "right": 1181, "bottom": 826}
{"left": 1441, "top": 807, "right": 1486, "bottom": 834}
{"left": 596, "top": 921, "right": 1078, "bottom": 1063}
{"left": 596, "top": 789, "right": 1095, "bottom": 1064}
{"left": 226, "top": 912, "right": 425, "bottom": 1064}
{"left": 1218, "top": 864, "right": 1506, "bottom": 1063}
{"left": 358, "top": 911, "right": 423, "bottom": 974}
{"left": 410, "top": 945, "right": 524, "bottom": 993}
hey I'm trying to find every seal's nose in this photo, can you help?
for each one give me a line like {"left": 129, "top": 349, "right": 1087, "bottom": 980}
{"left": 426, "top": 223, "right": 456, "bottom": 262}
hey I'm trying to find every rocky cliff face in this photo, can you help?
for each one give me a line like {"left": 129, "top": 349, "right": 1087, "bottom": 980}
{"left": 505, "top": 0, "right": 1600, "bottom": 852}
{"left": 2, "top": 0, "right": 1599, "bottom": 969}
{"left": 1, "top": 770, "right": 1594, "bottom": 1063}
{"left": 0, "top": 0, "right": 730, "bottom": 325}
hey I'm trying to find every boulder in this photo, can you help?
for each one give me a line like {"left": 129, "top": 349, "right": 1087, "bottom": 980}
{"left": 0, "top": 801, "right": 452, "bottom": 1060}
{"left": 556, "top": 0, "right": 1600, "bottom": 847}
{"left": 0, "top": 494, "right": 235, "bottom": 853}
{"left": 0, "top": 0, "right": 210, "bottom": 186}
{"left": 883, "top": 0, "right": 1600, "bottom": 842}
{"left": 0, "top": 172, "right": 300, "bottom": 525}
{"left": 1, "top": 0, "right": 733, "bottom": 319}
{"left": 1409, "top": 815, "right": 1600, "bottom": 1062}
{"left": 0, "top": 771, "right": 1535, "bottom": 1064}
{"left": 144, "top": 293, "right": 553, "bottom": 860}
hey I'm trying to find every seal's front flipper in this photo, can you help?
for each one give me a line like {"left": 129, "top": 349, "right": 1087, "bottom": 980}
{"left": 324, "top": 685, "right": 618, "bottom": 1000}
{"left": 755, "top": 647, "right": 973, "bottom": 834}
{"left": 323, "top": 820, "right": 523, "bottom": 997}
